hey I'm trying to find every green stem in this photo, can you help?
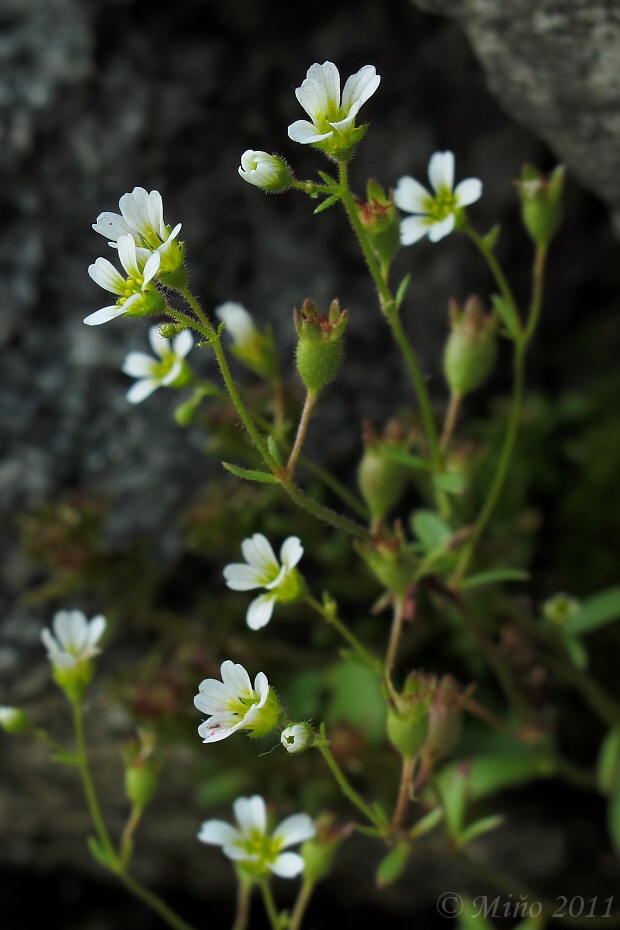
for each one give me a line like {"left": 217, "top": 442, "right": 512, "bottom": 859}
{"left": 72, "top": 701, "right": 117, "bottom": 866}
{"left": 232, "top": 879, "right": 253, "bottom": 930}
{"left": 289, "top": 879, "right": 316, "bottom": 930}
{"left": 119, "top": 804, "right": 143, "bottom": 870}
{"left": 385, "top": 596, "right": 407, "bottom": 674}
{"left": 464, "top": 226, "right": 520, "bottom": 331}
{"left": 285, "top": 389, "right": 317, "bottom": 478}
{"left": 305, "top": 595, "right": 382, "bottom": 672}
{"left": 298, "top": 453, "right": 370, "bottom": 520}
{"left": 315, "top": 725, "right": 384, "bottom": 830}
{"left": 118, "top": 872, "right": 198, "bottom": 930}
{"left": 260, "top": 881, "right": 281, "bottom": 930}
{"left": 392, "top": 755, "right": 416, "bottom": 830}
{"left": 440, "top": 391, "right": 462, "bottom": 455}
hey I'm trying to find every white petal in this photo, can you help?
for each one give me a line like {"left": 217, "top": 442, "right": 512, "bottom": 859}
{"left": 197, "top": 820, "right": 240, "bottom": 847}
{"left": 399, "top": 215, "right": 431, "bottom": 246}
{"left": 88, "top": 257, "right": 126, "bottom": 295}
{"left": 86, "top": 615, "right": 106, "bottom": 647}
{"left": 428, "top": 151, "right": 455, "bottom": 194}
{"left": 161, "top": 359, "right": 182, "bottom": 386}
{"left": 173, "top": 329, "right": 194, "bottom": 358}
{"left": 215, "top": 302, "right": 256, "bottom": 345}
{"left": 194, "top": 682, "right": 234, "bottom": 714}
{"left": 253, "top": 672, "right": 269, "bottom": 702}
{"left": 92, "top": 212, "right": 131, "bottom": 243}
{"left": 246, "top": 594, "right": 276, "bottom": 631}
{"left": 142, "top": 251, "right": 161, "bottom": 286}
{"left": 148, "top": 325, "right": 169, "bottom": 357}
{"left": 220, "top": 660, "right": 253, "bottom": 696}
{"left": 41, "top": 628, "right": 61, "bottom": 661}
{"left": 234, "top": 795, "right": 267, "bottom": 836}
{"left": 269, "top": 852, "right": 305, "bottom": 878}
{"left": 273, "top": 813, "right": 316, "bottom": 848}
{"left": 54, "top": 610, "right": 87, "bottom": 649}
{"left": 126, "top": 379, "right": 160, "bottom": 404}
{"left": 122, "top": 352, "right": 158, "bottom": 378}
{"left": 394, "top": 176, "right": 432, "bottom": 215}
{"left": 454, "top": 177, "right": 483, "bottom": 207}
{"left": 241, "top": 534, "right": 280, "bottom": 575}
{"left": 119, "top": 188, "right": 151, "bottom": 237}
{"left": 198, "top": 719, "right": 239, "bottom": 742}
{"left": 341, "top": 65, "right": 380, "bottom": 114}
{"left": 223, "top": 563, "right": 267, "bottom": 591}
{"left": 427, "top": 214, "right": 455, "bottom": 242}
{"left": 117, "top": 234, "right": 141, "bottom": 279}
{"left": 147, "top": 189, "right": 166, "bottom": 238}
{"left": 287, "top": 121, "right": 333, "bottom": 145}
{"left": 279, "top": 536, "right": 303, "bottom": 570}
{"left": 317, "top": 61, "right": 340, "bottom": 111}
{"left": 83, "top": 304, "right": 128, "bottom": 326}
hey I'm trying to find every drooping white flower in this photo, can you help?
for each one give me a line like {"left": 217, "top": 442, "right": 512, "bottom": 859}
{"left": 194, "top": 660, "right": 279, "bottom": 743}
{"left": 41, "top": 610, "right": 106, "bottom": 670}
{"left": 215, "top": 302, "right": 259, "bottom": 350}
{"left": 288, "top": 61, "right": 380, "bottom": 152}
{"left": 394, "top": 151, "right": 482, "bottom": 245}
{"left": 223, "top": 534, "right": 304, "bottom": 630}
{"left": 238, "top": 151, "right": 294, "bottom": 192}
{"left": 84, "top": 234, "right": 165, "bottom": 325}
{"left": 198, "top": 794, "right": 315, "bottom": 879}
{"left": 92, "top": 187, "right": 183, "bottom": 270}
{"left": 121, "top": 325, "right": 194, "bottom": 404}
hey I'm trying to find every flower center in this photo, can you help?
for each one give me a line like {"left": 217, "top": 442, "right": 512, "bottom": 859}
{"left": 428, "top": 189, "right": 457, "bottom": 221}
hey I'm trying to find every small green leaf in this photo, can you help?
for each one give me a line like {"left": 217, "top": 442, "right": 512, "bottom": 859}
{"left": 314, "top": 194, "right": 340, "bottom": 214}
{"left": 326, "top": 659, "right": 386, "bottom": 744}
{"left": 562, "top": 633, "right": 588, "bottom": 669}
{"left": 461, "top": 568, "right": 529, "bottom": 590}
{"left": 457, "top": 814, "right": 503, "bottom": 849}
{"left": 381, "top": 447, "right": 433, "bottom": 471}
{"left": 597, "top": 726, "right": 620, "bottom": 794}
{"left": 411, "top": 510, "right": 452, "bottom": 552}
{"left": 409, "top": 807, "right": 443, "bottom": 838}
{"left": 564, "top": 586, "right": 620, "bottom": 636}
{"left": 375, "top": 840, "right": 412, "bottom": 887}
{"left": 439, "top": 753, "right": 551, "bottom": 804}
{"left": 87, "top": 836, "right": 116, "bottom": 870}
{"left": 433, "top": 472, "right": 468, "bottom": 494}
{"left": 437, "top": 765, "right": 468, "bottom": 838}
{"left": 482, "top": 225, "right": 501, "bottom": 251}
{"left": 607, "top": 772, "right": 620, "bottom": 853}
{"left": 491, "top": 293, "right": 521, "bottom": 340}
{"left": 222, "top": 462, "right": 279, "bottom": 484}
{"left": 318, "top": 170, "right": 336, "bottom": 186}
{"left": 395, "top": 274, "right": 411, "bottom": 310}
{"left": 457, "top": 897, "right": 496, "bottom": 930}
{"left": 267, "top": 435, "right": 283, "bottom": 467}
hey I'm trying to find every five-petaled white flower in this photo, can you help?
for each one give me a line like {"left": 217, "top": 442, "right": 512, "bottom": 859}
{"left": 288, "top": 61, "right": 380, "bottom": 151}
{"left": 394, "top": 151, "right": 482, "bottom": 245}
{"left": 85, "top": 234, "right": 164, "bottom": 325}
{"left": 41, "top": 610, "right": 106, "bottom": 670}
{"left": 92, "top": 187, "right": 183, "bottom": 270}
{"left": 198, "top": 794, "right": 315, "bottom": 878}
{"left": 238, "top": 150, "right": 294, "bottom": 192}
{"left": 223, "top": 534, "right": 304, "bottom": 630}
{"left": 194, "top": 660, "right": 278, "bottom": 743}
{"left": 122, "top": 325, "right": 194, "bottom": 404}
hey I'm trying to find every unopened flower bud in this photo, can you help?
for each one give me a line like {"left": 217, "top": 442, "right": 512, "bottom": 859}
{"left": 386, "top": 672, "right": 433, "bottom": 760}
{"left": 238, "top": 150, "right": 295, "bottom": 192}
{"left": 281, "top": 722, "right": 314, "bottom": 753}
{"left": 123, "top": 730, "right": 162, "bottom": 809}
{"left": 420, "top": 674, "right": 462, "bottom": 765}
{"left": 356, "top": 180, "right": 400, "bottom": 269}
{"left": 443, "top": 296, "right": 498, "bottom": 398}
{"left": 0, "top": 706, "right": 31, "bottom": 735}
{"left": 355, "top": 531, "right": 416, "bottom": 599}
{"left": 358, "top": 420, "right": 409, "bottom": 524}
{"left": 515, "top": 164, "right": 565, "bottom": 247}
{"left": 543, "top": 592, "right": 581, "bottom": 627}
{"left": 294, "top": 299, "right": 348, "bottom": 395}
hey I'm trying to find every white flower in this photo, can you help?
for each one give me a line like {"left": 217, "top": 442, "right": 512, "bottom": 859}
{"left": 288, "top": 61, "right": 380, "bottom": 149}
{"left": 198, "top": 795, "right": 315, "bottom": 878}
{"left": 41, "top": 610, "right": 106, "bottom": 670}
{"left": 238, "top": 151, "right": 294, "bottom": 192}
{"left": 215, "top": 302, "right": 259, "bottom": 350}
{"left": 92, "top": 187, "right": 182, "bottom": 269}
{"left": 281, "top": 723, "right": 313, "bottom": 754}
{"left": 122, "top": 325, "right": 193, "bottom": 404}
{"left": 223, "top": 534, "right": 304, "bottom": 630}
{"left": 394, "top": 151, "right": 482, "bottom": 245}
{"left": 0, "top": 706, "right": 29, "bottom": 734}
{"left": 194, "top": 660, "right": 277, "bottom": 743}
{"left": 84, "top": 234, "right": 164, "bottom": 325}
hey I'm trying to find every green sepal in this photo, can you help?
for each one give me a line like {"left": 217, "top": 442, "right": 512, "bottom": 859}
{"left": 222, "top": 462, "right": 279, "bottom": 483}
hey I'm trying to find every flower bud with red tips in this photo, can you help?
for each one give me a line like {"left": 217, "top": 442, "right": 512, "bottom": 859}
{"left": 294, "top": 298, "right": 348, "bottom": 394}
{"left": 515, "top": 164, "right": 565, "bottom": 248}
{"left": 356, "top": 180, "right": 400, "bottom": 269}
{"left": 443, "top": 295, "right": 498, "bottom": 398}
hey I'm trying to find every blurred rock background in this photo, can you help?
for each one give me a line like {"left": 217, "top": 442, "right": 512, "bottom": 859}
{"left": 1, "top": 0, "right": 619, "bottom": 928}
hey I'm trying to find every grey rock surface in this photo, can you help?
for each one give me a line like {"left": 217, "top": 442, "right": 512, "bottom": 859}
{"left": 408, "top": 0, "right": 620, "bottom": 230}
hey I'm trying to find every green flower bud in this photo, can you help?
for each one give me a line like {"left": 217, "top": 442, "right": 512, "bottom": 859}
{"left": 122, "top": 731, "right": 162, "bottom": 809}
{"left": 420, "top": 674, "right": 462, "bottom": 766}
{"left": 294, "top": 298, "right": 348, "bottom": 395}
{"left": 301, "top": 813, "right": 350, "bottom": 884}
{"left": 386, "top": 672, "right": 433, "bottom": 760}
{"left": 443, "top": 296, "right": 498, "bottom": 398}
{"left": 543, "top": 592, "right": 581, "bottom": 627}
{"left": 158, "top": 323, "right": 186, "bottom": 339}
{"left": 516, "top": 164, "right": 565, "bottom": 247}
{"left": 358, "top": 420, "right": 410, "bottom": 524}
{"left": 0, "top": 706, "right": 32, "bottom": 735}
{"left": 355, "top": 532, "right": 416, "bottom": 599}
{"left": 356, "top": 180, "right": 400, "bottom": 270}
